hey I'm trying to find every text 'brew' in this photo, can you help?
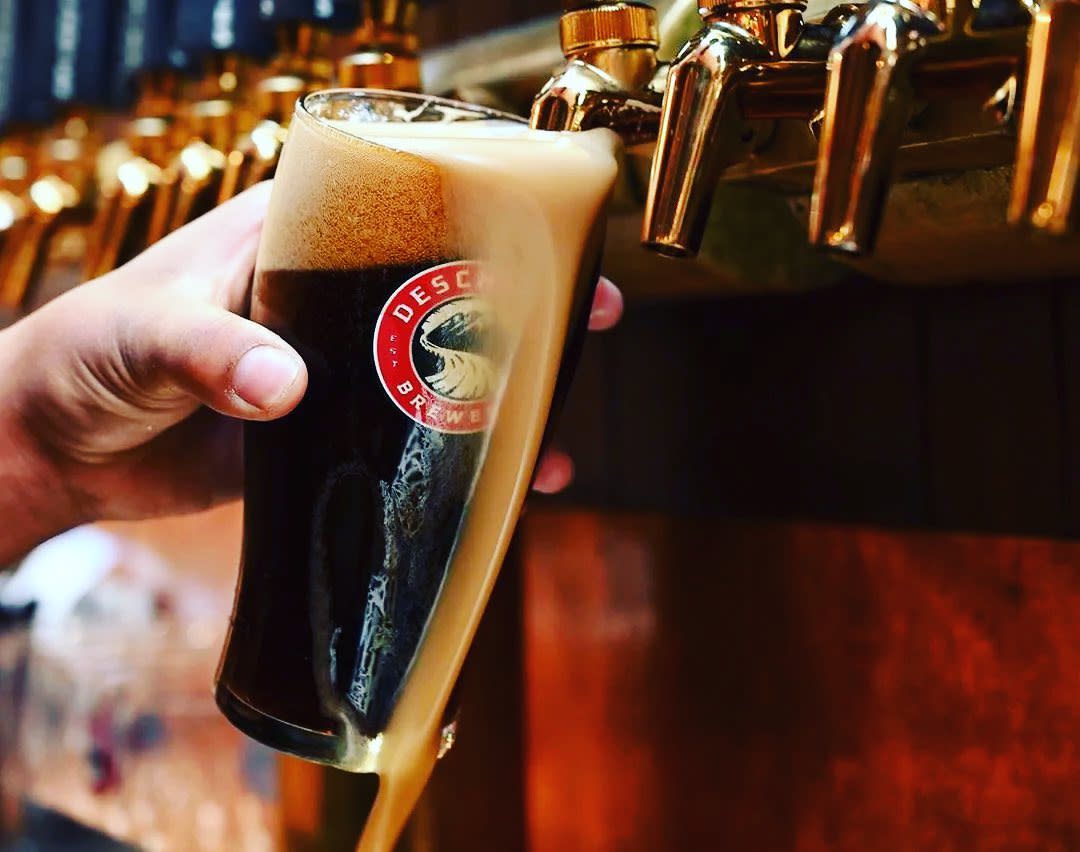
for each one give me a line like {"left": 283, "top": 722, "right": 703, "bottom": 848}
{"left": 215, "top": 90, "right": 618, "bottom": 849}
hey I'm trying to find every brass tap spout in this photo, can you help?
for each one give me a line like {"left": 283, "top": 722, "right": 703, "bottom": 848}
{"left": 83, "top": 117, "right": 173, "bottom": 281}
{"left": 271, "top": 20, "right": 336, "bottom": 83}
{"left": 1009, "top": 0, "right": 1079, "bottom": 235}
{"left": 217, "top": 74, "right": 310, "bottom": 202}
{"left": 530, "top": 3, "right": 664, "bottom": 145}
{"left": 0, "top": 111, "right": 102, "bottom": 313}
{"left": 339, "top": 0, "right": 423, "bottom": 90}
{"left": 808, "top": 0, "right": 940, "bottom": 254}
{"left": 642, "top": 0, "right": 820, "bottom": 257}
{"left": 145, "top": 97, "right": 238, "bottom": 245}
{"left": 809, "top": 0, "right": 1031, "bottom": 254}
{"left": 0, "top": 136, "right": 38, "bottom": 310}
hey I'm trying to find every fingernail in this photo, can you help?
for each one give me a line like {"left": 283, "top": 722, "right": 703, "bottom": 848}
{"left": 588, "top": 306, "right": 615, "bottom": 330}
{"left": 232, "top": 346, "right": 302, "bottom": 410}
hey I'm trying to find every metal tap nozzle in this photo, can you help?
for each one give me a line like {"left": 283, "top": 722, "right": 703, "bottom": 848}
{"left": 217, "top": 75, "right": 310, "bottom": 203}
{"left": 1009, "top": 0, "right": 1079, "bottom": 235}
{"left": 809, "top": 0, "right": 1031, "bottom": 254}
{"left": 83, "top": 117, "right": 173, "bottom": 281}
{"left": 530, "top": 3, "right": 664, "bottom": 145}
{"left": 145, "top": 97, "right": 238, "bottom": 246}
{"left": 0, "top": 112, "right": 101, "bottom": 312}
{"left": 339, "top": 0, "right": 423, "bottom": 90}
{"left": 641, "top": 0, "right": 807, "bottom": 257}
{"left": 808, "top": 0, "right": 939, "bottom": 254}
{"left": 0, "top": 136, "right": 37, "bottom": 310}
{"left": 270, "top": 20, "right": 337, "bottom": 82}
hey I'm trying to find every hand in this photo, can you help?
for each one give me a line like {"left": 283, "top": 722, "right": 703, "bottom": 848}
{"left": 0, "top": 183, "right": 623, "bottom": 562}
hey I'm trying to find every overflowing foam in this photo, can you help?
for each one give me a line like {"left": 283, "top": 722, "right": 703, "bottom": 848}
{"left": 258, "top": 111, "right": 618, "bottom": 273}
{"left": 258, "top": 113, "right": 452, "bottom": 271}
{"left": 258, "top": 99, "right": 620, "bottom": 851}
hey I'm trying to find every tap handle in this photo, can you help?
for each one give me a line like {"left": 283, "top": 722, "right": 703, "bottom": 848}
{"left": 174, "top": 0, "right": 276, "bottom": 61}
{"left": 111, "top": 0, "right": 193, "bottom": 109}
{"left": 529, "top": 2, "right": 660, "bottom": 137}
{"left": 4, "top": 0, "right": 121, "bottom": 117}
{"left": 1008, "top": 0, "right": 1079, "bottom": 235}
{"left": 48, "top": 0, "right": 121, "bottom": 111}
{"left": 0, "top": 0, "right": 55, "bottom": 313}
{"left": 808, "top": 0, "right": 940, "bottom": 254}
{"left": 531, "top": 3, "right": 661, "bottom": 136}
{"left": 260, "top": 0, "right": 359, "bottom": 29}
{"left": 641, "top": 24, "right": 763, "bottom": 257}
{"left": 0, "top": 0, "right": 62, "bottom": 129}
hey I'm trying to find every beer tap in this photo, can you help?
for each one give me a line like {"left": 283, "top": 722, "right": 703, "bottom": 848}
{"left": 642, "top": 0, "right": 859, "bottom": 257}
{"left": 808, "top": 0, "right": 1032, "bottom": 254}
{"left": 221, "top": 0, "right": 428, "bottom": 202}
{"left": 218, "top": 1, "right": 358, "bottom": 201}
{"left": 83, "top": 0, "right": 193, "bottom": 280}
{"left": 529, "top": 0, "right": 1072, "bottom": 270}
{"left": 1009, "top": 0, "right": 1079, "bottom": 235}
{"left": 530, "top": 2, "right": 666, "bottom": 146}
{"left": 0, "top": 0, "right": 54, "bottom": 314}
{"left": 531, "top": 3, "right": 861, "bottom": 257}
{"left": 0, "top": 0, "right": 117, "bottom": 313}
{"left": 338, "top": 0, "right": 422, "bottom": 90}
{"left": 143, "top": 0, "right": 275, "bottom": 242}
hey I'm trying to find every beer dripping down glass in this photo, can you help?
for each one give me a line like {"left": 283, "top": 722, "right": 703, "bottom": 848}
{"left": 214, "top": 89, "right": 619, "bottom": 849}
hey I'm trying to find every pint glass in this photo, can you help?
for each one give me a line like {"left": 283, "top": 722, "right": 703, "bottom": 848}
{"left": 215, "top": 89, "right": 618, "bottom": 844}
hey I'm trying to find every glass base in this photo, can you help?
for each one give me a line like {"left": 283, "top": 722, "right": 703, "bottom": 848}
{"left": 214, "top": 682, "right": 344, "bottom": 768}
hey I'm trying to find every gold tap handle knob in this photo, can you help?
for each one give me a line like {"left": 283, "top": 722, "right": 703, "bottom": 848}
{"left": 253, "top": 76, "right": 309, "bottom": 126}
{"left": 560, "top": 3, "right": 660, "bottom": 56}
{"left": 808, "top": 0, "right": 941, "bottom": 255}
{"left": 0, "top": 192, "right": 30, "bottom": 311}
{"left": 337, "top": 50, "right": 422, "bottom": 89}
{"left": 1009, "top": 0, "right": 1080, "bottom": 235}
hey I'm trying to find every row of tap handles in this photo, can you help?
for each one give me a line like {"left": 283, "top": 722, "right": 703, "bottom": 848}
{"left": 0, "top": 0, "right": 420, "bottom": 319}
{"left": 0, "top": 0, "right": 1075, "bottom": 321}
{"left": 532, "top": 0, "right": 1077, "bottom": 258}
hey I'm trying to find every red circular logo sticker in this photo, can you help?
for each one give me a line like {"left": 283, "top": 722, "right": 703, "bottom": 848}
{"left": 373, "top": 260, "right": 495, "bottom": 434}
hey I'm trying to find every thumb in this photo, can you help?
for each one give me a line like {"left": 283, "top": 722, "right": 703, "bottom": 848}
{"left": 117, "top": 295, "right": 308, "bottom": 421}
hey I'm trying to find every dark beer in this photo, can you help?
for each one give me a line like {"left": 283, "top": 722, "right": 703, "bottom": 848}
{"left": 214, "top": 89, "right": 618, "bottom": 850}
{"left": 219, "top": 263, "right": 483, "bottom": 755}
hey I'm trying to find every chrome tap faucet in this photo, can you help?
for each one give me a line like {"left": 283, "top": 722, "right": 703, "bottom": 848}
{"left": 1009, "top": 0, "right": 1079, "bottom": 235}
{"left": 531, "top": 1, "right": 858, "bottom": 258}
{"left": 809, "top": 0, "right": 1032, "bottom": 253}
{"left": 646, "top": 1, "right": 805, "bottom": 256}
{"left": 531, "top": 2, "right": 666, "bottom": 145}
{"left": 530, "top": 0, "right": 1074, "bottom": 272}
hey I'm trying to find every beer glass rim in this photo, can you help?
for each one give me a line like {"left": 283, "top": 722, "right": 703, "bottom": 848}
{"left": 296, "top": 88, "right": 528, "bottom": 138}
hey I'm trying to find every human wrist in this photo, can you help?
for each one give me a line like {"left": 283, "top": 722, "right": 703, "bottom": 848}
{"left": 0, "top": 322, "right": 86, "bottom": 563}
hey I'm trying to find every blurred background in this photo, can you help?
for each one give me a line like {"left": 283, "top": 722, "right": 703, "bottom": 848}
{"left": 1, "top": 0, "right": 1078, "bottom": 850}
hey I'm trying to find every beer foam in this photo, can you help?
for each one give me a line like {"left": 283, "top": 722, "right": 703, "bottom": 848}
{"left": 348, "top": 125, "right": 619, "bottom": 852}
{"left": 259, "top": 110, "right": 619, "bottom": 272}
{"left": 258, "top": 109, "right": 455, "bottom": 271}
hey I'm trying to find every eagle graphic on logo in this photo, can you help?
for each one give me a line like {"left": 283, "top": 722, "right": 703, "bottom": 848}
{"left": 373, "top": 261, "right": 497, "bottom": 434}
{"left": 415, "top": 297, "right": 497, "bottom": 402}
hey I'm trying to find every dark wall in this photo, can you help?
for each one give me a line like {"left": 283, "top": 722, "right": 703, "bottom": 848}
{"left": 417, "top": 1, "right": 563, "bottom": 47}
{"left": 552, "top": 279, "right": 1080, "bottom": 538}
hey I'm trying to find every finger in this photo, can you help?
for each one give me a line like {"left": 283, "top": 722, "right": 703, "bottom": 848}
{"left": 588, "top": 277, "right": 623, "bottom": 331}
{"left": 532, "top": 449, "right": 574, "bottom": 494}
{"left": 123, "top": 182, "right": 273, "bottom": 310}
{"left": 79, "top": 410, "right": 244, "bottom": 520}
{"left": 118, "top": 296, "right": 307, "bottom": 421}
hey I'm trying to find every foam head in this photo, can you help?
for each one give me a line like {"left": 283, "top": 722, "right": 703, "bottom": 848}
{"left": 257, "top": 91, "right": 619, "bottom": 275}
